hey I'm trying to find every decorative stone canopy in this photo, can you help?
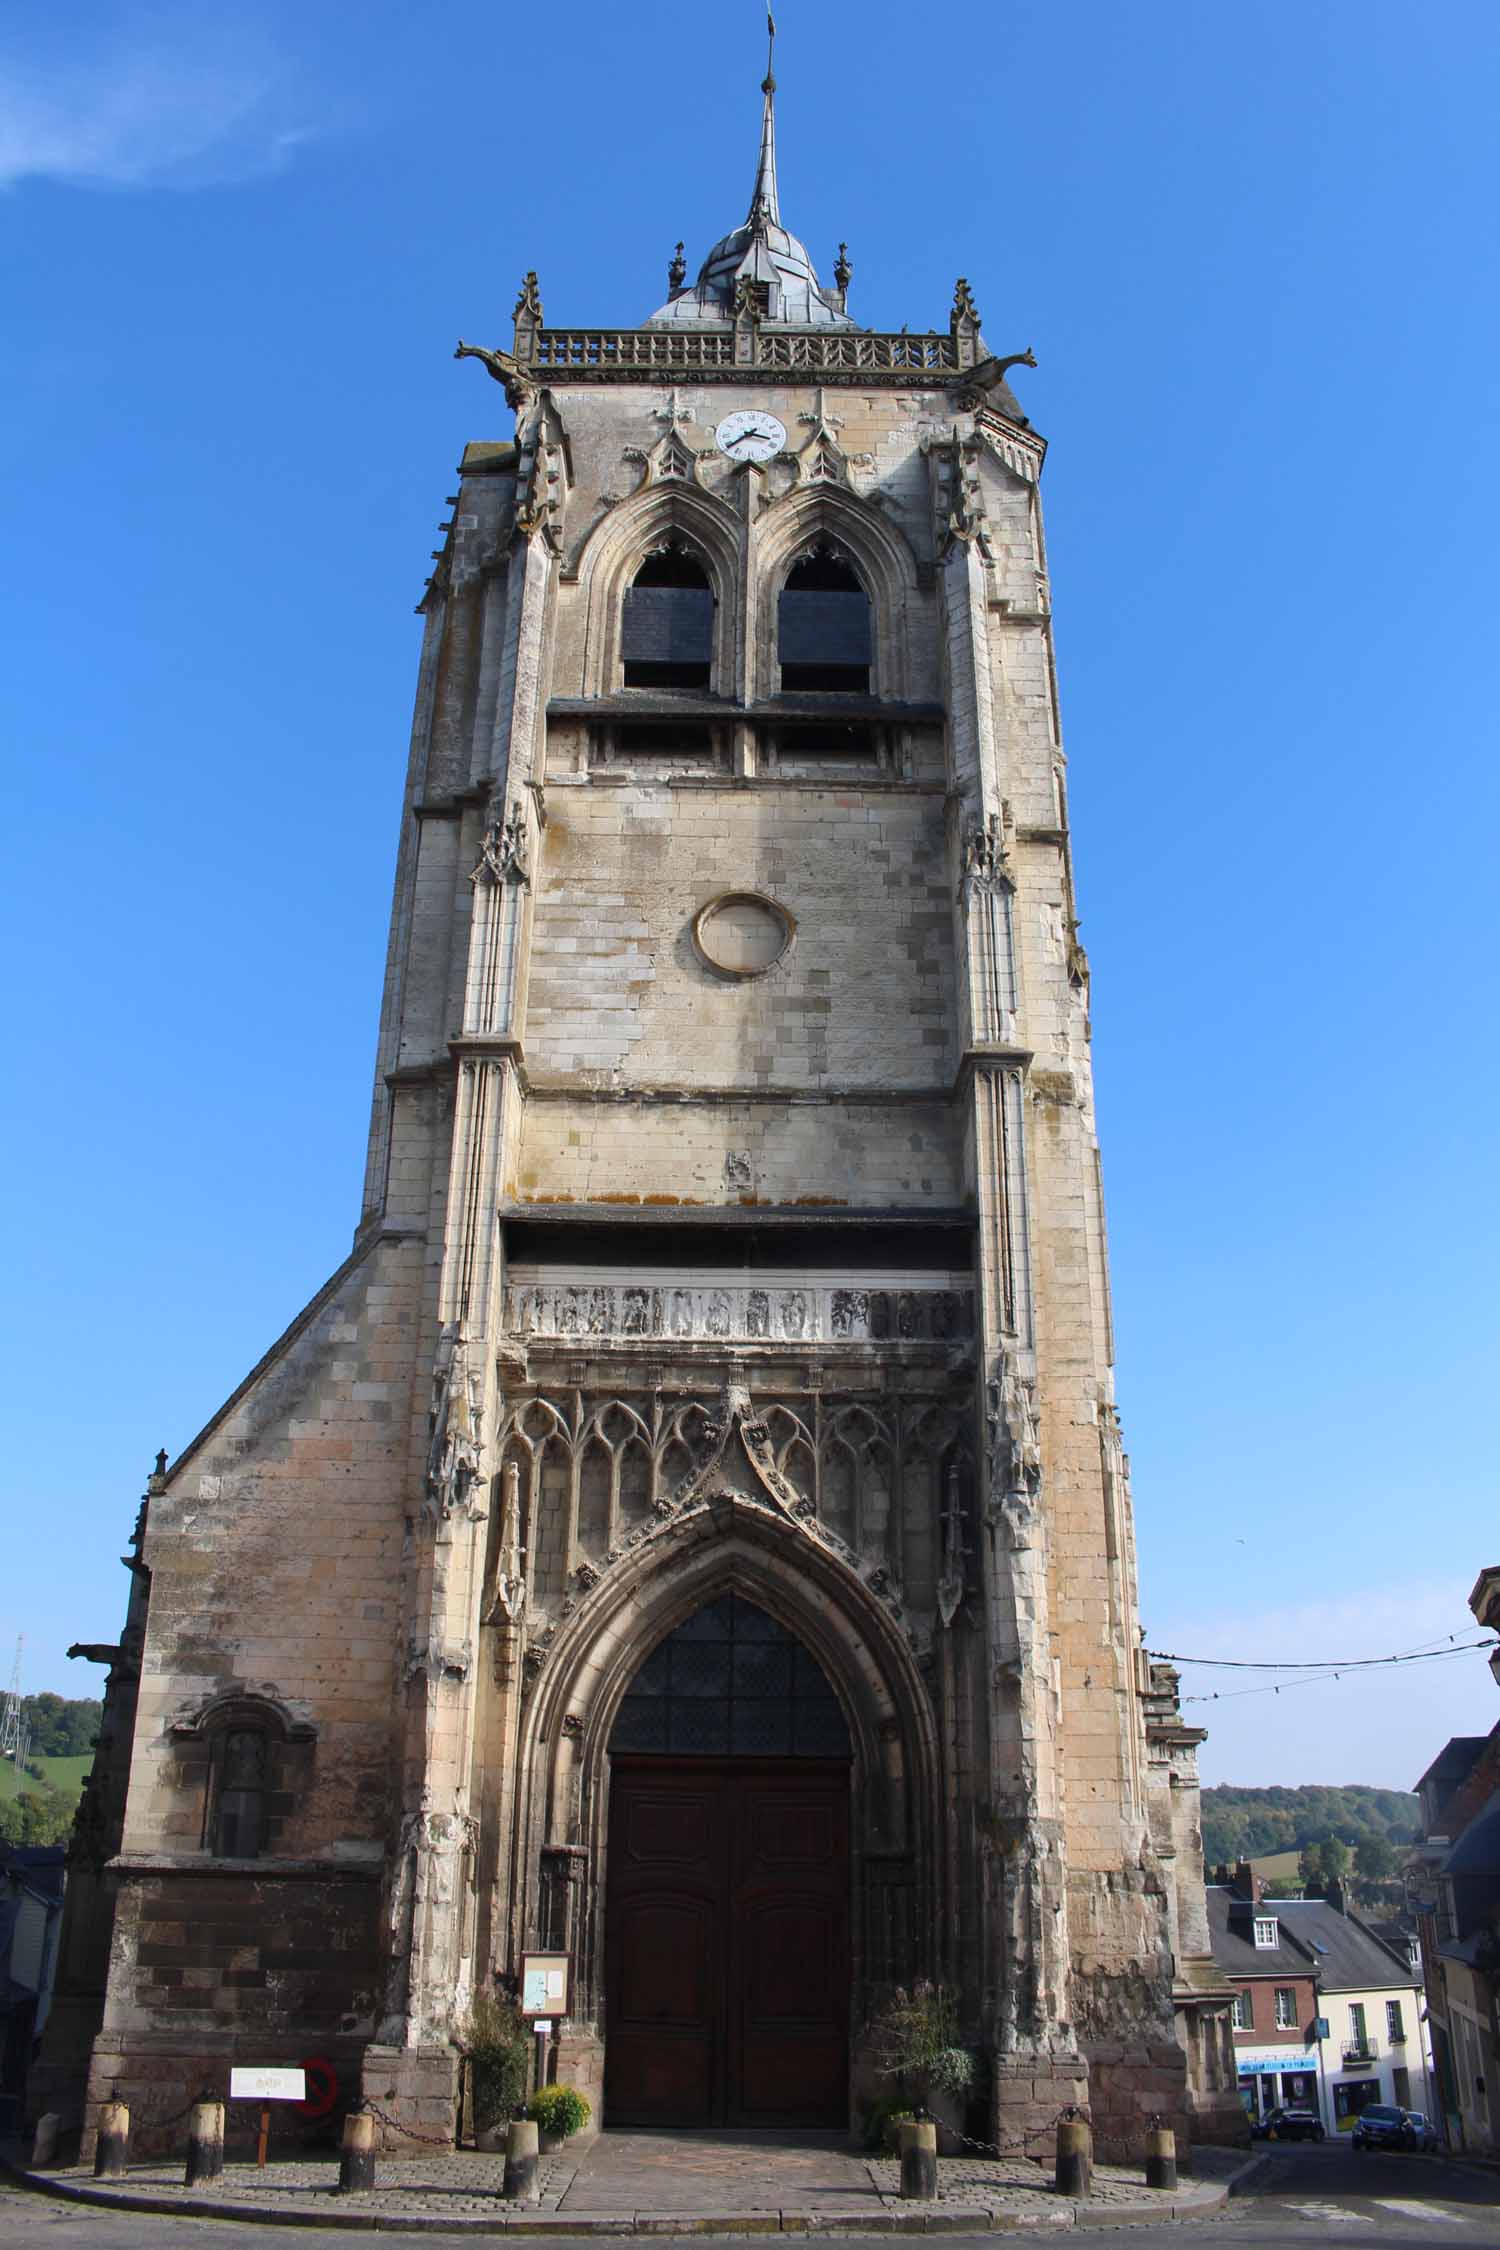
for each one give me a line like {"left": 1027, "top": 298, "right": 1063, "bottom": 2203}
{"left": 645, "top": 19, "right": 853, "bottom": 330}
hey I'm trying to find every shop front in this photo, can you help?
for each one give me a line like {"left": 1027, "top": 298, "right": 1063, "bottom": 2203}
{"left": 1235, "top": 2049, "right": 1320, "bottom": 2122}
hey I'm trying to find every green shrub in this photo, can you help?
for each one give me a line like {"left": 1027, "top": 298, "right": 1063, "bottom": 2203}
{"left": 866, "top": 1982, "right": 976, "bottom": 2115}
{"left": 528, "top": 2083, "right": 591, "bottom": 2141}
{"left": 861, "top": 2095, "right": 917, "bottom": 2153}
{"left": 461, "top": 1991, "right": 530, "bottom": 2134}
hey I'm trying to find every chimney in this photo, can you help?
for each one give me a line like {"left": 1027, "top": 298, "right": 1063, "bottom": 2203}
{"left": 1324, "top": 1875, "right": 1346, "bottom": 1916}
{"left": 1234, "top": 1860, "right": 1263, "bottom": 1905}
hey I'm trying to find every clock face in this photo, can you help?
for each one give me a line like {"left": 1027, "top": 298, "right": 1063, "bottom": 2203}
{"left": 715, "top": 409, "right": 786, "bottom": 464}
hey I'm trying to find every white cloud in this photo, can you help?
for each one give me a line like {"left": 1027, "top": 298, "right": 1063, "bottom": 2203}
{"left": 1149, "top": 1578, "right": 1496, "bottom": 1791}
{"left": 0, "top": 16, "right": 324, "bottom": 190}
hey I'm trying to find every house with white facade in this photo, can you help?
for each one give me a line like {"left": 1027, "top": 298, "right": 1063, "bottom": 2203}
{"left": 1210, "top": 1871, "right": 1433, "bottom": 2136}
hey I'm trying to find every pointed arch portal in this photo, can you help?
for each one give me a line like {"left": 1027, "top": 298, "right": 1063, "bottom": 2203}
{"left": 604, "top": 1594, "right": 852, "bottom": 2127}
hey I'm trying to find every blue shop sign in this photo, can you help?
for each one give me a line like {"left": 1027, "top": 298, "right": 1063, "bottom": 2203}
{"left": 1236, "top": 2052, "right": 1314, "bottom": 2075}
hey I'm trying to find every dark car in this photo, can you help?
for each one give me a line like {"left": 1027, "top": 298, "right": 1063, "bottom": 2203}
{"left": 1404, "top": 2111, "right": 1441, "bottom": 2152}
{"left": 1256, "top": 2106, "right": 1325, "bottom": 2142}
{"left": 1352, "top": 2104, "right": 1415, "bottom": 2150}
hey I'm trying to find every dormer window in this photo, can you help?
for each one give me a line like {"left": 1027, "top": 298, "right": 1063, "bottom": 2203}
{"left": 778, "top": 545, "right": 871, "bottom": 693}
{"left": 1254, "top": 1916, "right": 1279, "bottom": 1948}
{"left": 622, "top": 542, "right": 714, "bottom": 690}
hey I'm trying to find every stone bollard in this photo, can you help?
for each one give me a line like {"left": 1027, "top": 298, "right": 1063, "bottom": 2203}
{"left": 94, "top": 2101, "right": 130, "bottom": 2180}
{"left": 30, "top": 2113, "right": 61, "bottom": 2169}
{"left": 502, "top": 2116, "right": 540, "bottom": 2205}
{"left": 338, "top": 2109, "right": 379, "bottom": 2194}
{"left": 1145, "top": 2119, "right": 1178, "bottom": 2192}
{"left": 897, "top": 2116, "right": 938, "bottom": 2201}
{"left": 1055, "top": 2106, "right": 1092, "bottom": 2199}
{"left": 184, "top": 2099, "right": 225, "bottom": 2187}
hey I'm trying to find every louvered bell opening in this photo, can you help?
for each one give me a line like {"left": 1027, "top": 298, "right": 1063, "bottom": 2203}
{"left": 622, "top": 585, "right": 714, "bottom": 688}
{"left": 778, "top": 589, "right": 871, "bottom": 692}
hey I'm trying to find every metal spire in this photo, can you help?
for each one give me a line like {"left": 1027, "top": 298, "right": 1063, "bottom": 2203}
{"left": 747, "top": 10, "right": 781, "bottom": 231}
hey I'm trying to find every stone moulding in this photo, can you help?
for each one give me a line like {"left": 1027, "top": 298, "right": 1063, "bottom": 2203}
{"left": 690, "top": 889, "right": 796, "bottom": 980}
{"left": 167, "top": 1687, "right": 316, "bottom": 1742}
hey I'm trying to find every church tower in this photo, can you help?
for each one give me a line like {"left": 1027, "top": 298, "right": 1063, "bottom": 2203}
{"left": 43, "top": 39, "right": 1239, "bottom": 2159}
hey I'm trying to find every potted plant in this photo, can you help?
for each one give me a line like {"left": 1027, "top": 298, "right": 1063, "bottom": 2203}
{"left": 461, "top": 1991, "right": 531, "bottom": 2152}
{"left": 866, "top": 1981, "right": 975, "bottom": 2149}
{"left": 528, "top": 2082, "right": 591, "bottom": 2153}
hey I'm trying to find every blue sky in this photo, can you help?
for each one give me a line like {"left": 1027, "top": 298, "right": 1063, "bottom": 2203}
{"left": 3, "top": 1, "right": 1498, "bottom": 1791}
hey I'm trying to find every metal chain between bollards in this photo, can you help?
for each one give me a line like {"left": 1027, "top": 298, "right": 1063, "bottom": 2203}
{"left": 105, "top": 2092, "right": 203, "bottom": 2136}
{"left": 358, "top": 2099, "right": 469, "bottom": 2151}
{"left": 923, "top": 2106, "right": 1088, "bottom": 2165}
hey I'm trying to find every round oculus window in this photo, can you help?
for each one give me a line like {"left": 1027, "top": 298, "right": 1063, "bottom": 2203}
{"left": 692, "top": 891, "right": 796, "bottom": 980}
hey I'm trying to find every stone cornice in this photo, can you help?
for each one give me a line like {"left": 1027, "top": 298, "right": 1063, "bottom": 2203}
{"left": 504, "top": 1201, "right": 975, "bottom": 1231}
{"left": 519, "top": 1080, "right": 951, "bottom": 1106}
{"left": 546, "top": 694, "right": 947, "bottom": 723}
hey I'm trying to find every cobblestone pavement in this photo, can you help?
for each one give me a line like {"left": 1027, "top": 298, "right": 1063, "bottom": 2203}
{"left": 6, "top": 2132, "right": 1254, "bottom": 2232}
{"left": 867, "top": 2146, "right": 1249, "bottom": 2206}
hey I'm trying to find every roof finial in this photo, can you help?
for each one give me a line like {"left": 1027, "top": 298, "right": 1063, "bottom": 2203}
{"left": 747, "top": 9, "right": 781, "bottom": 231}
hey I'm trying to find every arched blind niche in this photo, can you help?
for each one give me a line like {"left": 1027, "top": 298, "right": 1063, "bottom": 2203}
{"left": 610, "top": 1594, "right": 851, "bottom": 1758}
{"left": 778, "top": 545, "right": 872, "bottom": 693}
{"left": 621, "top": 541, "right": 715, "bottom": 689}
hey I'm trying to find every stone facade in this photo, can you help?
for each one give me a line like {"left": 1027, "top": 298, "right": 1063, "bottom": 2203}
{"left": 39, "top": 64, "right": 1229, "bottom": 2164}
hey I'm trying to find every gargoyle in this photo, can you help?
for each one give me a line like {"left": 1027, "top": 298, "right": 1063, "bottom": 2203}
{"left": 454, "top": 339, "right": 534, "bottom": 410}
{"left": 968, "top": 348, "right": 1038, "bottom": 391}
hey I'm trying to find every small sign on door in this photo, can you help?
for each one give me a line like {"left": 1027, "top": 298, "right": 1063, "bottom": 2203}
{"left": 520, "top": 1952, "right": 569, "bottom": 2018}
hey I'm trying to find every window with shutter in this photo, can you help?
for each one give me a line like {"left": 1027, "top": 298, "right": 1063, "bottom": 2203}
{"left": 778, "top": 546, "right": 871, "bottom": 692}
{"left": 622, "top": 543, "right": 714, "bottom": 688}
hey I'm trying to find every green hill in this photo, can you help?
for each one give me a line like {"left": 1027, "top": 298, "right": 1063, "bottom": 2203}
{"left": 1202, "top": 1783, "right": 1419, "bottom": 1868}
{"left": 0, "top": 1752, "right": 93, "bottom": 1804}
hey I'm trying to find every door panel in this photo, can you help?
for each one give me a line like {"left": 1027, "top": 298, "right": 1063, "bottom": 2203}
{"left": 605, "top": 1758, "right": 849, "bottom": 2127}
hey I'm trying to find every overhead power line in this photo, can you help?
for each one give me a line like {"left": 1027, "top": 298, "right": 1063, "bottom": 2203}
{"left": 1146, "top": 1634, "right": 1495, "bottom": 1674}
{"left": 1144, "top": 1630, "right": 1499, "bottom": 1708}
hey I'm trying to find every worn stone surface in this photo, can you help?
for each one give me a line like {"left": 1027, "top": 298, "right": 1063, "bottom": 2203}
{"left": 34, "top": 72, "right": 1233, "bottom": 2168}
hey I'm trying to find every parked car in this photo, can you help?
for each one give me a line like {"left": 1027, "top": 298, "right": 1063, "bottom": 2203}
{"left": 1255, "top": 2106, "right": 1326, "bottom": 2142}
{"left": 1352, "top": 2104, "right": 1415, "bottom": 2150}
{"left": 1403, "top": 2111, "right": 1441, "bottom": 2152}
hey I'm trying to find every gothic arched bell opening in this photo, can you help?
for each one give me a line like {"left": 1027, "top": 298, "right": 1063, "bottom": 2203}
{"left": 621, "top": 540, "right": 715, "bottom": 689}
{"left": 603, "top": 1594, "right": 852, "bottom": 2127}
{"left": 777, "top": 543, "right": 871, "bottom": 693}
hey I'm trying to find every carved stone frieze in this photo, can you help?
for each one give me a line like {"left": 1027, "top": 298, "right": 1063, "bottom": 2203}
{"left": 504, "top": 1276, "right": 974, "bottom": 1345}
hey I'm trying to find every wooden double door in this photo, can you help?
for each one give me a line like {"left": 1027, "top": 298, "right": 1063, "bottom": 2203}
{"left": 604, "top": 1756, "right": 850, "bottom": 2127}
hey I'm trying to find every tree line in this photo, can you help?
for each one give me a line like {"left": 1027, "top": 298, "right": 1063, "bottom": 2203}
{"left": 18, "top": 1694, "right": 102, "bottom": 1758}
{"left": 1202, "top": 1783, "right": 1419, "bottom": 1886}
{"left": 0, "top": 1695, "right": 103, "bottom": 1848}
